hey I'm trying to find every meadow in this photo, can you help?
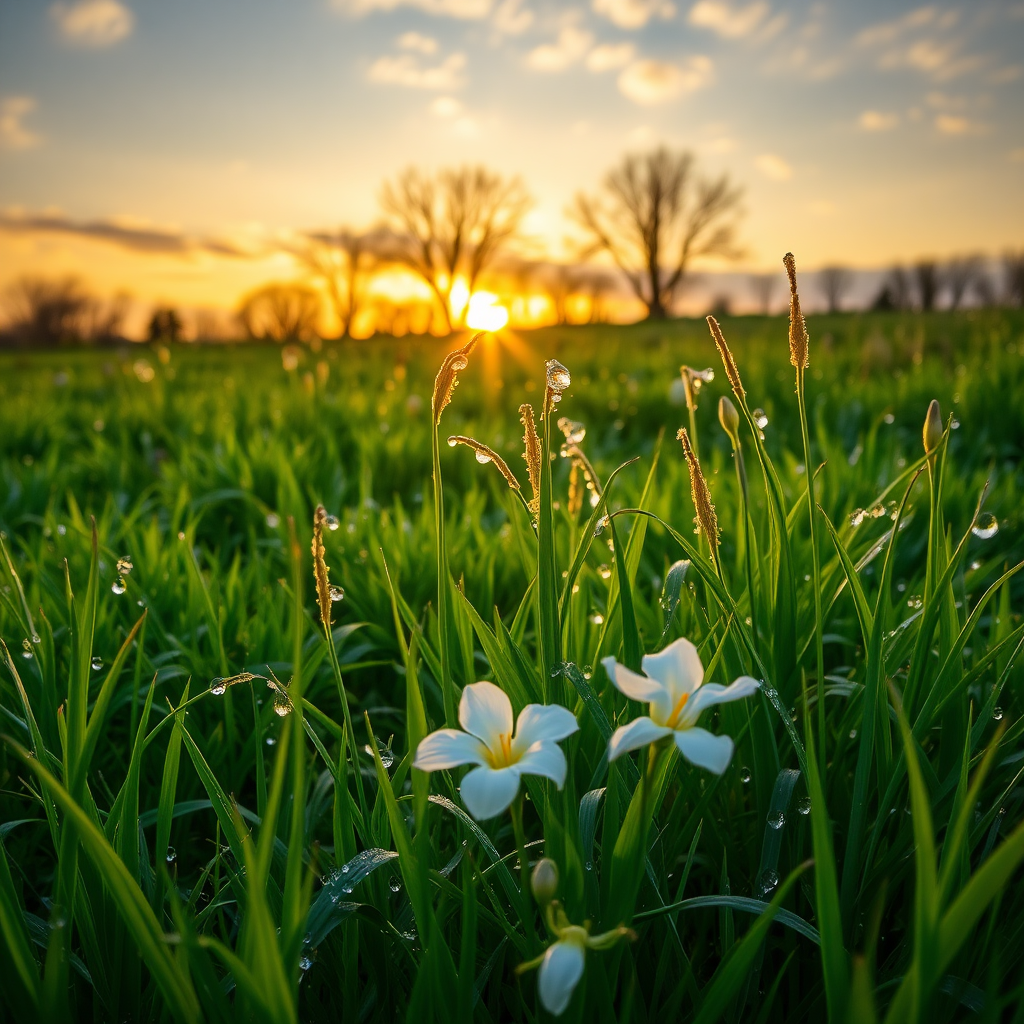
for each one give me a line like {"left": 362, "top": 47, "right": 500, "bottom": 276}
{"left": 1, "top": 305, "right": 1023, "bottom": 1023}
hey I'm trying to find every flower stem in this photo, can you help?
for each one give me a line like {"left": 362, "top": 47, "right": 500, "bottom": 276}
{"left": 510, "top": 795, "right": 538, "bottom": 952}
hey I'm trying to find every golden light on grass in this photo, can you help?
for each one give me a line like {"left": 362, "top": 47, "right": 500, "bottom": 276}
{"left": 783, "top": 252, "right": 809, "bottom": 370}
{"left": 706, "top": 315, "right": 745, "bottom": 399}
{"left": 520, "top": 403, "right": 541, "bottom": 516}
{"left": 677, "top": 426, "right": 719, "bottom": 552}
{"left": 431, "top": 333, "right": 481, "bottom": 426}
{"left": 447, "top": 434, "right": 521, "bottom": 490}
{"left": 312, "top": 504, "right": 333, "bottom": 629}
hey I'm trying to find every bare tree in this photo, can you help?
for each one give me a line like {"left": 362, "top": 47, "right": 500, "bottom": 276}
{"left": 380, "top": 166, "right": 531, "bottom": 332}
{"left": 1003, "top": 250, "right": 1024, "bottom": 308}
{"left": 3, "top": 275, "right": 92, "bottom": 344}
{"left": 945, "top": 254, "right": 984, "bottom": 310}
{"left": 749, "top": 273, "right": 776, "bottom": 315}
{"left": 571, "top": 147, "right": 743, "bottom": 320}
{"left": 238, "top": 283, "right": 321, "bottom": 342}
{"left": 148, "top": 307, "right": 183, "bottom": 343}
{"left": 914, "top": 260, "right": 940, "bottom": 311}
{"left": 872, "top": 265, "right": 913, "bottom": 311}
{"left": 542, "top": 263, "right": 591, "bottom": 325}
{"left": 819, "top": 265, "right": 853, "bottom": 313}
{"left": 292, "top": 228, "right": 382, "bottom": 339}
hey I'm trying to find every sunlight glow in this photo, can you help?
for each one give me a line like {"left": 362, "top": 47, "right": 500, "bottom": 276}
{"left": 465, "top": 292, "right": 509, "bottom": 332}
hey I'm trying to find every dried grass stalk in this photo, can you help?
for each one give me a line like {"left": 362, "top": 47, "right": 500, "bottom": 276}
{"left": 706, "top": 316, "right": 745, "bottom": 399}
{"left": 520, "top": 403, "right": 541, "bottom": 515}
{"left": 432, "top": 333, "right": 482, "bottom": 426}
{"left": 677, "top": 426, "right": 719, "bottom": 546}
{"left": 783, "top": 252, "right": 809, "bottom": 370}
{"left": 312, "top": 504, "right": 333, "bottom": 629}
{"left": 447, "top": 435, "right": 521, "bottom": 490}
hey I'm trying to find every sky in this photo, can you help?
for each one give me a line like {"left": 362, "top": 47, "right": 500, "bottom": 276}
{"left": 1, "top": 0, "right": 1023, "bottom": 325}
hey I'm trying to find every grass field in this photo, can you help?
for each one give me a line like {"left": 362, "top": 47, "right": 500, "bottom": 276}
{"left": 2, "top": 307, "right": 1024, "bottom": 1023}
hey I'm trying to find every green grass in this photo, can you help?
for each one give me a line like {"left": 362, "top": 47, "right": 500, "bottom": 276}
{"left": 1, "top": 308, "right": 1024, "bottom": 1023}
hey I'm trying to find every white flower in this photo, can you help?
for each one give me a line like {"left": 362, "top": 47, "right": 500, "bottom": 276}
{"left": 413, "top": 681, "right": 578, "bottom": 820}
{"left": 602, "top": 637, "right": 759, "bottom": 773}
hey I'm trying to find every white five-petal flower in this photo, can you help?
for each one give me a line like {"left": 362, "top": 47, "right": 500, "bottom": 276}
{"left": 413, "top": 681, "right": 578, "bottom": 820}
{"left": 602, "top": 637, "right": 759, "bottom": 773}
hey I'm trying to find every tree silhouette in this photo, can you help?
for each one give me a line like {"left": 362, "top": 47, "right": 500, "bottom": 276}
{"left": 749, "top": 273, "right": 776, "bottom": 315}
{"left": 819, "top": 266, "right": 853, "bottom": 313}
{"left": 148, "top": 307, "right": 183, "bottom": 343}
{"left": 945, "top": 255, "right": 984, "bottom": 310}
{"left": 914, "top": 261, "right": 940, "bottom": 311}
{"left": 4, "top": 275, "right": 91, "bottom": 344}
{"left": 571, "top": 147, "right": 742, "bottom": 320}
{"left": 380, "top": 165, "right": 530, "bottom": 332}
{"left": 238, "top": 283, "right": 321, "bottom": 342}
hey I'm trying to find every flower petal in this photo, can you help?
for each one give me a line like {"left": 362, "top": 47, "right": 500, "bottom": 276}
{"left": 514, "top": 741, "right": 568, "bottom": 788}
{"left": 681, "top": 675, "right": 760, "bottom": 725}
{"left": 607, "top": 716, "right": 673, "bottom": 762}
{"left": 601, "top": 656, "right": 668, "bottom": 711}
{"left": 538, "top": 940, "right": 586, "bottom": 1016}
{"left": 674, "top": 727, "right": 735, "bottom": 774}
{"left": 459, "top": 681, "right": 513, "bottom": 745}
{"left": 512, "top": 703, "right": 578, "bottom": 755}
{"left": 641, "top": 637, "right": 704, "bottom": 706}
{"left": 459, "top": 765, "right": 521, "bottom": 820}
{"left": 413, "top": 729, "right": 488, "bottom": 772}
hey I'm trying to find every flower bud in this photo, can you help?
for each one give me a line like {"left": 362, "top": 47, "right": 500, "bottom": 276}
{"left": 530, "top": 857, "right": 559, "bottom": 905}
{"left": 718, "top": 396, "right": 740, "bottom": 448}
{"left": 923, "top": 399, "right": 943, "bottom": 457}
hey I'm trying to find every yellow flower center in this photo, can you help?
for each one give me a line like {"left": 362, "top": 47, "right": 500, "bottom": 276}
{"left": 664, "top": 692, "right": 690, "bottom": 730}
{"left": 487, "top": 732, "right": 516, "bottom": 769}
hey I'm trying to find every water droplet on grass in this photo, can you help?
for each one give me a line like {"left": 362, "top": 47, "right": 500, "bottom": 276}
{"left": 329, "top": 585, "right": 345, "bottom": 602}
{"left": 759, "top": 869, "right": 778, "bottom": 895}
{"left": 598, "top": 564, "right": 612, "bottom": 579}
{"left": 993, "top": 706, "right": 1003, "bottom": 721}
{"left": 474, "top": 450, "right": 492, "bottom": 464}
{"left": 589, "top": 613, "right": 604, "bottom": 625}
{"left": 849, "top": 729, "right": 858, "bottom": 740}
{"left": 325, "top": 514, "right": 340, "bottom": 531}
{"left": 116, "top": 556, "right": 133, "bottom": 575}
{"left": 972, "top": 514, "right": 998, "bottom": 540}
{"left": 849, "top": 508, "right": 866, "bottom": 527}
{"left": 753, "top": 409, "right": 769, "bottom": 429}
{"left": 739, "top": 767, "right": 751, "bottom": 783}
{"left": 797, "top": 797, "right": 811, "bottom": 815}
{"left": 21, "top": 639, "right": 33, "bottom": 659}
{"left": 546, "top": 360, "right": 571, "bottom": 392}
{"left": 166, "top": 847, "right": 177, "bottom": 864}
{"left": 265, "top": 736, "right": 276, "bottom": 746}
{"left": 112, "top": 576, "right": 126, "bottom": 595}
{"left": 389, "top": 876, "right": 402, "bottom": 892}
{"left": 91, "top": 656, "right": 103, "bottom": 671}
{"left": 768, "top": 811, "right": 785, "bottom": 830}
{"left": 265, "top": 513, "right": 280, "bottom": 529}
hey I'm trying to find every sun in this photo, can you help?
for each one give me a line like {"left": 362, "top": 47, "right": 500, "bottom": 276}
{"left": 465, "top": 291, "right": 509, "bottom": 332}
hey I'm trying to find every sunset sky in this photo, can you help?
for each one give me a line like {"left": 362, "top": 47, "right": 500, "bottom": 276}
{"left": 1, "top": 0, "right": 1022, "bottom": 326}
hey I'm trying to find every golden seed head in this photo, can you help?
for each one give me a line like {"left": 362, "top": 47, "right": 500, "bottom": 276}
{"left": 677, "top": 427, "right": 719, "bottom": 546}
{"left": 718, "top": 395, "right": 741, "bottom": 448}
{"left": 706, "top": 316, "right": 745, "bottom": 399}
{"left": 446, "top": 435, "right": 521, "bottom": 490}
{"left": 783, "top": 252, "right": 809, "bottom": 370}
{"left": 923, "top": 399, "right": 943, "bottom": 456}
{"left": 312, "top": 504, "right": 333, "bottom": 629}
{"left": 431, "top": 333, "right": 481, "bottom": 426}
{"left": 519, "top": 403, "right": 541, "bottom": 516}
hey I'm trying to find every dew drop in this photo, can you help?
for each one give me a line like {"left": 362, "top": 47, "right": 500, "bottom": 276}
{"left": 273, "top": 694, "right": 292, "bottom": 717}
{"left": 389, "top": 876, "right": 402, "bottom": 893}
{"left": 31, "top": 633, "right": 41, "bottom": 644}
{"left": 758, "top": 869, "right": 778, "bottom": 896}
{"left": 753, "top": 408, "right": 769, "bottom": 429}
{"left": 265, "top": 513, "right": 281, "bottom": 529}
{"left": 992, "top": 706, "right": 1003, "bottom": 721}
{"left": 365, "top": 742, "right": 395, "bottom": 769}
{"left": 265, "top": 736, "right": 276, "bottom": 746}
{"left": 447, "top": 436, "right": 459, "bottom": 447}
{"left": 907, "top": 595, "right": 923, "bottom": 610}
{"left": 739, "top": 767, "right": 751, "bottom": 784}
{"left": 111, "top": 576, "right": 127, "bottom": 595}
{"left": 91, "top": 656, "right": 103, "bottom": 671}
{"left": 849, "top": 508, "right": 866, "bottom": 527}
{"left": 166, "top": 847, "right": 177, "bottom": 864}
{"left": 299, "top": 954, "right": 313, "bottom": 972}
{"left": 883, "top": 413, "right": 895, "bottom": 424}
{"left": 116, "top": 556, "right": 133, "bottom": 575}
{"left": 21, "top": 638, "right": 33, "bottom": 659}
{"left": 329, "top": 584, "right": 345, "bottom": 603}
{"left": 598, "top": 564, "right": 612, "bottom": 580}
{"left": 849, "top": 729, "right": 858, "bottom": 740}
{"left": 972, "top": 513, "right": 998, "bottom": 540}
{"left": 767, "top": 811, "right": 785, "bottom": 830}
{"left": 325, "top": 514, "right": 340, "bottom": 531}
{"left": 342, "top": 885, "right": 353, "bottom": 895}
{"left": 589, "top": 613, "right": 604, "bottom": 625}
{"left": 593, "top": 515, "right": 610, "bottom": 537}
{"left": 584, "top": 860, "right": 593, "bottom": 872}
{"left": 797, "top": 797, "right": 811, "bottom": 815}
{"left": 474, "top": 450, "right": 492, "bottom": 464}
{"left": 546, "top": 359, "right": 571, "bottom": 392}
{"left": 210, "top": 678, "right": 228, "bottom": 696}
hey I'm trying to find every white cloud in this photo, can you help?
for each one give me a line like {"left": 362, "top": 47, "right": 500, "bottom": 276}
{"left": 754, "top": 153, "right": 792, "bottom": 180}
{"left": 430, "top": 95, "right": 463, "bottom": 116}
{"left": 593, "top": 0, "right": 675, "bottom": 30}
{"left": 51, "top": 0, "right": 134, "bottom": 47}
{"left": 493, "top": 0, "right": 533, "bottom": 33}
{"left": 859, "top": 110, "right": 899, "bottom": 131}
{"left": 526, "top": 27, "right": 593, "bottom": 72}
{"left": 0, "top": 97, "right": 42, "bottom": 150}
{"left": 935, "top": 113, "right": 984, "bottom": 135}
{"left": 586, "top": 42, "right": 635, "bottom": 72}
{"left": 368, "top": 52, "right": 467, "bottom": 88}
{"left": 397, "top": 31, "right": 438, "bottom": 53}
{"left": 334, "top": 0, "right": 492, "bottom": 17}
{"left": 856, "top": 6, "right": 937, "bottom": 48}
{"left": 687, "top": 1, "right": 769, "bottom": 39}
{"left": 617, "top": 56, "right": 712, "bottom": 104}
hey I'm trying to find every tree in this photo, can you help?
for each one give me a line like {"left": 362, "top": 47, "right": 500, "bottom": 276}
{"left": 872, "top": 265, "right": 913, "bottom": 311}
{"left": 571, "top": 147, "right": 743, "bottom": 320}
{"left": 148, "top": 307, "right": 183, "bottom": 343}
{"left": 749, "top": 273, "right": 776, "bottom": 315}
{"left": 1003, "top": 250, "right": 1024, "bottom": 308}
{"left": 945, "top": 254, "right": 983, "bottom": 310}
{"left": 914, "top": 260, "right": 940, "bottom": 311}
{"left": 291, "top": 228, "right": 381, "bottom": 339}
{"left": 380, "top": 165, "right": 530, "bottom": 332}
{"left": 238, "top": 283, "right": 321, "bottom": 342}
{"left": 3, "top": 275, "right": 91, "bottom": 344}
{"left": 819, "top": 265, "right": 853, "bottom": 313}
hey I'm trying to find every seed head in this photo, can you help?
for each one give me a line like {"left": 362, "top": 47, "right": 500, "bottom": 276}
{"left": 677, "top": 427, "right": 719, "bottom": 547}
{"left": 431, "top": 334, "right": 481, "bottom": 426}
{"left": 446, "top": 435, "right": 521, "bottom": 490}
{"left": 718, "top": 395, "right": 741, "bottom": 448}
{"left": 520, "top": 403, "right": 541, "bottom": 516}
{"left": 923, "top": 399, "right": 943, "bottom": 457}
{"left": 312, "top": 505, "right": 333, "bottom": 629}
{"left": 783, "top": 252, "right": 809, "bottom": 370}
{"left": 706, "top": 316, "right": 745, "bottom": 399}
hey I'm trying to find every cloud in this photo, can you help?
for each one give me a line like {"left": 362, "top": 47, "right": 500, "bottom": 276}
{"left": 934, "top": 113, "right": 984, "bottom": 135}
{"left": 687, "top": 1, "right": 769, "bottom": 39}
{"left": 593, "top": 0, "right": 675, "bottom": 29}
{"left": 333, "top": 0, "right": 492, "bottom": 17}
{"left": 856, "top": 6, "right": 938, "bottom": 48}
{"left": 859, "top": 110, "right": 899, "bottom": 131}
{"left": 617, "top": 55, "right": 712, "bottom": 103}
{"left": 430, "top": 95, "right": 463, "bottom": 117}
{"left": 368, "top": 52, "right": 467, "bottom": 88}
{"left": 397, "top": 31, "right": 438, "bottom": 54}
{"left": 0, "top": 210, "right": 251, "bottom": 257}
{"left": 51, "top": 0, "right": 134, "bottom": 47}
{"left": 585, "top": 42, "right": 635, "bottom": 72}
{"left": 526, "top": 27, "right": 593, "bottom": 72}
{"left": 493, "top": 0, "right": 533, "bottom": 33}
{"left": 0, "top": 97, "right": 42, "bottom": 150}
{"left": 753, "top": 153, "right": 792, "bottom": 180}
